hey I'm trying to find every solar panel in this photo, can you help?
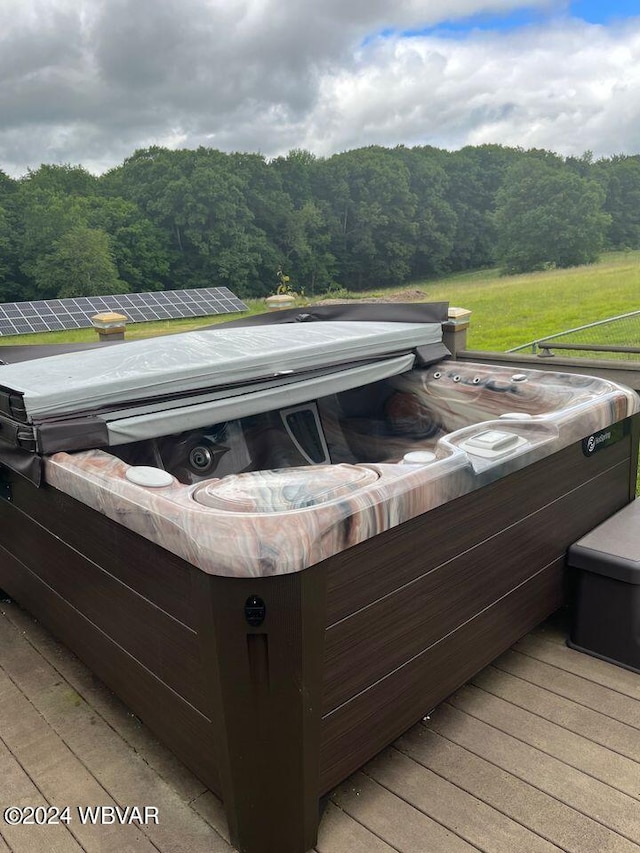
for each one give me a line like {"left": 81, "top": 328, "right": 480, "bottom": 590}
{"left": 0, "top": 288, "right": 248, "bottom": 337}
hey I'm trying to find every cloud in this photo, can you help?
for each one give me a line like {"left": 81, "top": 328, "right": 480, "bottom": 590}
{"left": 0, "top": 0, "right": 638, "bottom": 176}
{"left": 304, "top": 19, "right": 640, "bottom": 157}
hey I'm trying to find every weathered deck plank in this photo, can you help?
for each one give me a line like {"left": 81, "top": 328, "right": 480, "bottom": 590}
{"left": 0, "top": 602, "right": 232, "bottom": 853}
{"left": 448, "top": 683, "right": 640, "bottom": 799}
{"left": 397, "top": 726, "right": 640, "bottom": 853}
{"left": 0, "top": 665, "right": 157, "bottom": 853}
{"left": 2, "top": 599, "right": 206, "bottom": 804}
{"left": 515, "top": 631, "right": 640, "bottom": 700}
{"left": 1, "top": 598, "right": 640, "bottom": 853}
{"left": 315, "top": 802, "right": 399, "bottom": 853}
{"left": 364, "top": 748, "right": 561, "bottom": 853}
{"left": 0, "top": 736, "right": 83, "bottom": 853}
{"left": 332, "top": 771, "right": 478, "bottom": 852}
{"left": 493, "top": 649, "right": 640, "bottom": 728}
{"left": 427, "top": 702, "right": 640, "bottom": 842}
{"left": 472, "top": 665, "right": 640, "bottom": 763}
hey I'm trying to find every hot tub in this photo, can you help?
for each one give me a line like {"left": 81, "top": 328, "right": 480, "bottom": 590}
{"left": 0, "top": 303, "right": 638, "bottom": 853}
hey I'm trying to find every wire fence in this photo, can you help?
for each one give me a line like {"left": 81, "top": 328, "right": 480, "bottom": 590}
{"left": 508, "top": 310, "right": 640, "bottom": 361}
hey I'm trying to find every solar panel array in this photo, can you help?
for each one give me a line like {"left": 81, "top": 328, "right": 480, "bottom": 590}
{"left": 0, "top": 288, "right": 248, "bottom": 337}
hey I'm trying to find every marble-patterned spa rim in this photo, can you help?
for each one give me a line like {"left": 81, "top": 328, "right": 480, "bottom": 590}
{"left": 44, "top": 363, "right": 640, "bottom": 578}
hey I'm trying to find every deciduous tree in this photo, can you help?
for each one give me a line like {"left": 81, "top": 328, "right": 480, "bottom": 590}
{"left": 31, "top": 226, "right": 125, "bottom": 298}
{"left": 495, "top": 159, "right": 610, "bottom": 273}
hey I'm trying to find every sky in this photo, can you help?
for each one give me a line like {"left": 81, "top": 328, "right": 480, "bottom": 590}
{"left": 1, "top": 0, "right": 639, "bottom": 177}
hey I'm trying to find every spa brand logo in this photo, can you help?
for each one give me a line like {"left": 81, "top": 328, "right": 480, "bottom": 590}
{"left": 582, "top": 426, "right": 622, "bottom": 457}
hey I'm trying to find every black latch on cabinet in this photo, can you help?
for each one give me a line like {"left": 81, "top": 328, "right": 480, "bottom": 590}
{"left": 244, "top": 595, "right": 266, "bottom": 627}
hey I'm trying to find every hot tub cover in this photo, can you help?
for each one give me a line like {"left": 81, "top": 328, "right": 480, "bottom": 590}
{"left": 0, "top": 302, "right": 449, "bottom": 480}
{"left": 0, "top": 320, "right": 443, "bottom": 421}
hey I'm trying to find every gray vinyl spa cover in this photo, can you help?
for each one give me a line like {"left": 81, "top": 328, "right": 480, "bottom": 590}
{"left": 0, "top": 320, "right": 443, "bottom": 429}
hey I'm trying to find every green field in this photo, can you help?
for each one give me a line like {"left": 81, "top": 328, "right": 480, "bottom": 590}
{"left": 385, "top": 249, "right": 640, "bottom": 352}
{"left": 425, "top": 252, "right": 640, "bottom": 351}
{"left": 2, "top": 250, "right": 639, "bottom": 350}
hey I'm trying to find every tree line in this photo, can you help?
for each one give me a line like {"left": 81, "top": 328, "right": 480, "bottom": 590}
{"left": 0, "top": 144, "right": 638, "bottom": 302}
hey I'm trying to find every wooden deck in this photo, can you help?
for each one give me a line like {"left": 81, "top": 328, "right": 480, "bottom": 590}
{"left": 1, "top": 599, "right": 639, "bottom": 853}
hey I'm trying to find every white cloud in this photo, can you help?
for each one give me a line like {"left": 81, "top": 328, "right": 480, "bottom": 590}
{"left": 298, "top": 19, "right": 640, "bottom": 158}
{"left": 0, "top": 0, "right": 638, "bottom": 176}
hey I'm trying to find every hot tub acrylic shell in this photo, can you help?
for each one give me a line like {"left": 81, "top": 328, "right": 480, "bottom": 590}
{"left": 36, "top": 361, "right": 640, "bottom": 579}
{"left": 0, "top": 354, "right": 639, "bottom": 851}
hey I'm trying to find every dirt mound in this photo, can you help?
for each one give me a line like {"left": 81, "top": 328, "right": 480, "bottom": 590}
{"left": 313, "top": 289, "right": 428, "bottom": 306}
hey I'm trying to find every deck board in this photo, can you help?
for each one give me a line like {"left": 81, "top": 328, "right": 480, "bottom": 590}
{"left": 3, "top": 594, "right": 206, "bottom": 804}
{"left": 0, "top": 737, "right": 83, "bottom": 853}
{"left": 315, "top": 802, "right": 399, "bottom": 853}
{"left": 364, "top": 749, "right": 561, "bottom": 853}
{"left": 425, "top": 703, "right": 640, "bottom": 841}
{"left": 0, "top": 620, "right": 230, "bottom": 853}
{"left": 331, "top": 771, "right": 478, "bottom": 853}
{"left": 397, "top": 727, "right": 640, "bottom": 853}
{"left": 493, "top": 649, "right": 640, "bottom": 727}
{"left": 448, "top": 683, "right": 640, "bottom": 800}
{"left": 0, "top": 664, "right": 157, "bottom": 853}
{"left": 1, "top": 599, "right": 640, "bottom": 853}
{"left": 471, "top": 665, "right": 640, "bottom": 762}
{"left": 515, "top": 630, "right": 640, "bottom": 700}
{"left": 0, "top": 600, "right": 232, "bottom": 853}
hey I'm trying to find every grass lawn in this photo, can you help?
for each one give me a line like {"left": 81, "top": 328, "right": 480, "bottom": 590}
{"left": 381, "top": 250, "right": 640, "bottom": 352}
{"left": 2, "top": 250, "right": 639, "bottom": 351}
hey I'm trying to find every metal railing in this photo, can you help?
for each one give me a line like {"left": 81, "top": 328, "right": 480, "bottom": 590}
{"left": 508, "top": 310, "right": 640, "bottom": 360}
